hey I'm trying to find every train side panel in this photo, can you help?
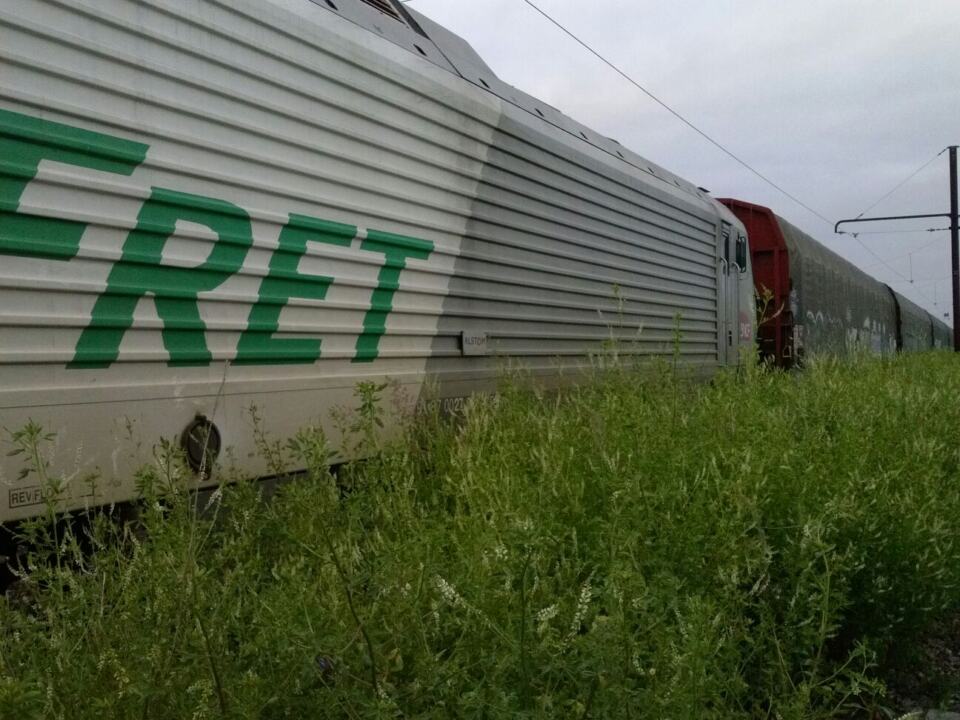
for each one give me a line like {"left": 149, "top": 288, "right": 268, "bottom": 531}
{"left": 777, "top": 218, "right": 898, "bottom": 360}
{"left": 716, "top": 200, "right": 792, "bottom": 364}
{"left": 0, "top": 0, "right": 742, "bottom": 521}
{"left": 930, "top": 313, "right": 952, "bottom": 349}
{"left": 720, "top": 198, "right": 905, "bottom": 365}
{"left": 892, "top": 291, "right": 933, "bottom": 351}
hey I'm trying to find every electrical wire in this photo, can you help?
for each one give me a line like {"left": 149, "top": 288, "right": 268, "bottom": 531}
{"left": 852, "top": 148, "right": 947, "bottom": 220}
{"left": 519, "top": 0, "right": 834, "bottom": 227}
{"left": 899, "top": 275, "right": 953, "bottom": 287}
{"left": 860, "top": 234, "right": 945, "bottom": 271}
{"left": 851, "top": 234, "right": 942, "bottom": 309}
{"left": 518, "top": 0, "right": 954, "bottom": 306}
{"left": 836, "top": 146, "right": 948, "bottom": 305}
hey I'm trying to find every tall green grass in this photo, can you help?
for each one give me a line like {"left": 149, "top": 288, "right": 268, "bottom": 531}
{"left": 2, "top": 353, "right": 959, "bottom": 719}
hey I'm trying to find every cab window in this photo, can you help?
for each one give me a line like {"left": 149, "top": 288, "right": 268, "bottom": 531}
{"left": 736, "top": 234, "right": 747, "bottom": 272}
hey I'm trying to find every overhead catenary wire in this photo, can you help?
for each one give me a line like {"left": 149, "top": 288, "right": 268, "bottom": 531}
{"left": 831, "top": 147, "right": 948, "bottom": 305}
{"left": 844, "top": 230, "right": 939, "bottom": 306}
{"left": 835, "top": 147, "right": 947, "bottom": 307}
{"left": 860, "top": 233, "right": 946, "bottom": 271}
{"left": 897, "top": 274, "right": 953, "bottom": 287}
{"left": 519, "top": 0, "right": 834, "bottom": 227}
{"left": 850, "top": 147, "right": 948, "bottom": 220}
{"left": 518, "top": 0, "right": 946, "bottom": 309}
{"left": 838, "top": 224, "right": 948, "bottom": 295}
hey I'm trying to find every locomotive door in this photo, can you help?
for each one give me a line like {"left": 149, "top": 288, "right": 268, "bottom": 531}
{"left": 734, "top": 232, "right": 750, "bottom": 363}
{"left": 718, "top": 222, "right": 738, "bottom": 365}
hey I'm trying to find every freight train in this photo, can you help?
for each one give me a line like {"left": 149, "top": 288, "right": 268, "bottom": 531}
{"left": 0, "top": 0, "right": 944, "bottom": 523}
{"left": 720, "top": 199, "right": 952, "bottom": 367}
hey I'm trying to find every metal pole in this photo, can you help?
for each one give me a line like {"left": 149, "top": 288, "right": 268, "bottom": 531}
{"left": 951, "top": 146, "right": 959, "bottom": 351}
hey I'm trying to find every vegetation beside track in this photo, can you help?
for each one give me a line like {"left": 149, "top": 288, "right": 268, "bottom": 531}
{"left": 2, "top": 353, "right": 960, "bottom": 719}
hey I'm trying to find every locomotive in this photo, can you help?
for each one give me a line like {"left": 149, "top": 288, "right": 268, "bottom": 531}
{"left": 0, "top": 0, "right": 941, "bottom": 523}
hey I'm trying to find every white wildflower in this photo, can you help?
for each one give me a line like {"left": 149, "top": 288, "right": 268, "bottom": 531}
{"left": 536, "top": 603, "right": 559, "bottom": 635}
{"left": 434, "top": 575, "right": 465, "bottom": 608}
{"left": 72, "top": 441, "right": 85, "bottom": 475}
{"left": 203, "top": 486, "right": 222, "bottom": 512}
{"left": 565, "top": 578, "right": 593, "bottom": 644}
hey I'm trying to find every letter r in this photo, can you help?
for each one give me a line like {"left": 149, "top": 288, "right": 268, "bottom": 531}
{"left": 71, "top": 188, "right": 254, "bottom": 368}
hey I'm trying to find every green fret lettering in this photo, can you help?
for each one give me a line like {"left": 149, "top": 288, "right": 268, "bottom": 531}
{"left": 0, "top": 108, "right": 148, "bottom": 260}
{"left": 353, "top": 229, "right": 433, "bottom": 363}
{"left": 234, "top": 213, "right": 356, "bottom": 365}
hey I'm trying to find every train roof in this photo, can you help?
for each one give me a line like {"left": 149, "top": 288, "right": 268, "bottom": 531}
{"left": 282, "top": 0, "right": 715, "bottom": 206}
{"left": 719, "top": 198, "right": 883, "bottom": 286}
{"left": 776, "top": 214, "right": 882, "bottom": 292}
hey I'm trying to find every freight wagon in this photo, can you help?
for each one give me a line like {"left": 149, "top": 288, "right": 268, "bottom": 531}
{"left": 720, "top": 198, "right": 951, "bottom": 366}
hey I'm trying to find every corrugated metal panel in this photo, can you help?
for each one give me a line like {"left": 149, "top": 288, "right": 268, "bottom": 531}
{"left": 436, "top": 111, "right": 722, "bottom": 364}
{"left": 1, "top": 3, "right": 507, "bottom": 349}
{"left": 0, "top": 0, "right": 734, "bottom": 520}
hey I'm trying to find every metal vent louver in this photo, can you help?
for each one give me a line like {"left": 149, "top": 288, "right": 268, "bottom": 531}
{"left": 360, "top": 0, "right": 402, "bottom": 20}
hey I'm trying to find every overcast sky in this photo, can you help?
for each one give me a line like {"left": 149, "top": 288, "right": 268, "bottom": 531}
{"left": 405, "top": 0, "right": 960, "bottom": 320}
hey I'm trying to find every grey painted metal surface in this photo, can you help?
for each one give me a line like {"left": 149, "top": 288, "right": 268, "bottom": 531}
{"left": 0, "top": 0, "right": 752, "bottom": 521}
{"left": 894, "top": 291, "right": 934, "bottom": 351}
{"left": 300, "top": 0, "right": 460, "bottom": 74}
{"left": 427, "top": 111, "right": 730, "bottom": 375}
{"left": 777, "top": 216, "right": 898, "bottom": 359}
{"left": 931, "top": 313, "right": 953, "bottom": 349}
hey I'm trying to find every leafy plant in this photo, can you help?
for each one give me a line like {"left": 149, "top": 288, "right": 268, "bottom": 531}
{"left": 2, "top": 352, "right": 960, "bottom": 718}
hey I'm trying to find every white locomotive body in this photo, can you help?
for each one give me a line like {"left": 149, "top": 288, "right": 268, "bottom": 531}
{"left": 0, "top": 0, "right": 753, "bottom": 521}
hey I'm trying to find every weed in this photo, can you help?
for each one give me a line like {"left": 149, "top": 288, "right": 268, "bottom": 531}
{"left": 2, "top": 353, "right": 960, "bottom": 718}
